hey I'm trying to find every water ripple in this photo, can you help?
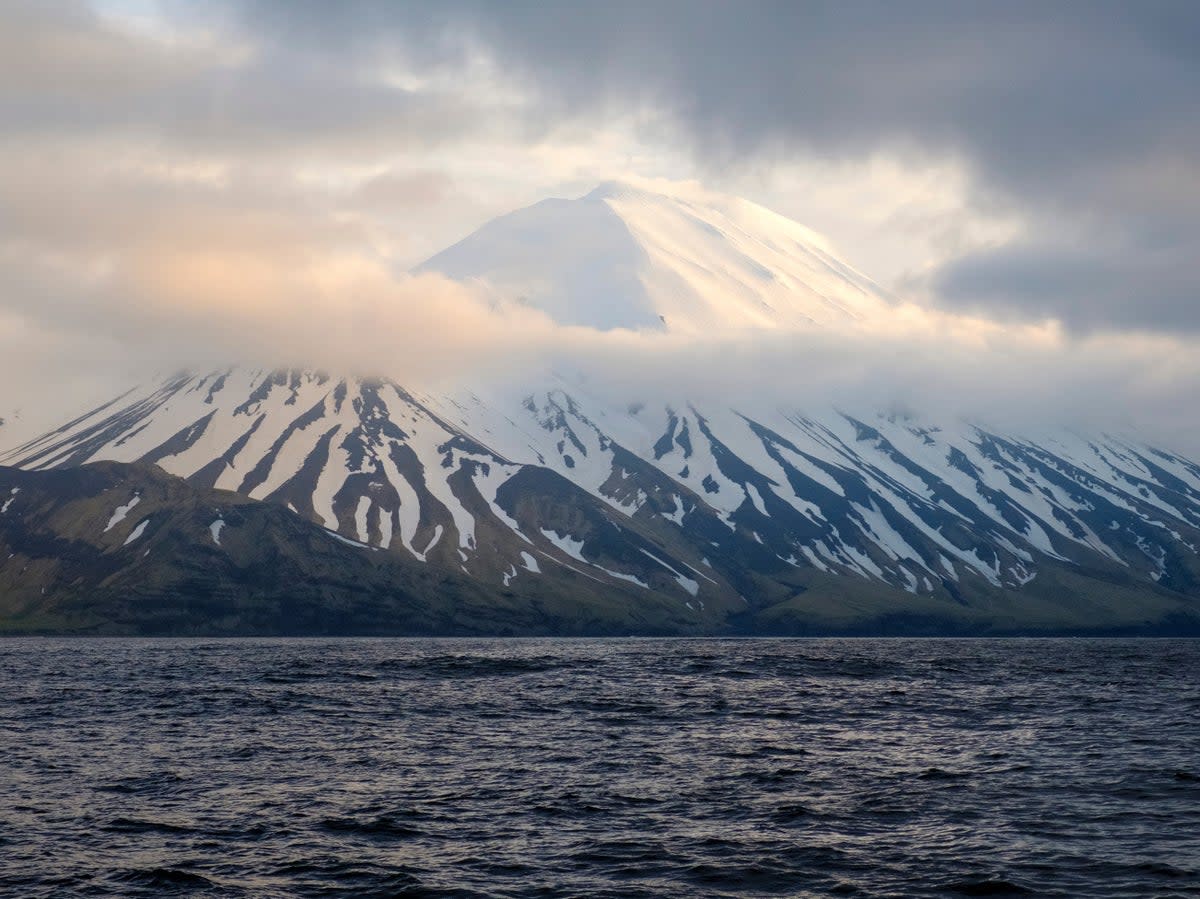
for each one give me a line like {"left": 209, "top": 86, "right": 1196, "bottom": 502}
{"left": 1, "top": 637, "right": 1198, "bottom": 897}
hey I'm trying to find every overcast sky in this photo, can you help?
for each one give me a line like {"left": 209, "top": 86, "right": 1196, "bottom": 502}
{"left": 2, "top": 1, "right": 1199, "bottom": 450}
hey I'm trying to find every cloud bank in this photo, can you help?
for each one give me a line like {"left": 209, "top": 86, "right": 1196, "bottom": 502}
{"left": 2, "top": 159, "right": 1196, "bottom": 455}
{"left": 1, "top": 1, "right": 1198, "bottom": 456}
{"left": 222, "top": 0, "right": 1200, "bottom": 334}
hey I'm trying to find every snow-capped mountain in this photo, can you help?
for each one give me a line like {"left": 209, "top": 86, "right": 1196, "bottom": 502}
{"left": 6, "top": 366, "right": 1200, "bottom": 620}
{"left": 4, "top": 182, "right": 1200, "bottom": 633}
{"left": 418, "top": 180, "right": 889, "bottom": 333}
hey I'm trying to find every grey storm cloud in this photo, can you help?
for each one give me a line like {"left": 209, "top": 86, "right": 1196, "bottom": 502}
{"left": 215, "top": 0, "right": 1200, "bottom": 334}
{"left": 0, "top": 1, "right": 509, "bottom": 154}
{"left": 934, "top": 239, "right": 1200, "bottom": 334}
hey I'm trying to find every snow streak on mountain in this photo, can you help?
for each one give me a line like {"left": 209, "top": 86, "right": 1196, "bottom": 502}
{"left": 4, "top": 182, "right": 1200, "bottom": 624}
{"left": 6, "top": 365, "right": 1200, "bottom": 612}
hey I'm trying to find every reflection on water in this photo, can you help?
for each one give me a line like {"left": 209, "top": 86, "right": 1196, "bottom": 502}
{"left": 2, "top": 637, "right": 1198, "bottom": 897}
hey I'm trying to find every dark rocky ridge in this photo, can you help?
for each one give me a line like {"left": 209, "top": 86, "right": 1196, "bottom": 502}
{"left": 3, "top": 461, "right": 1199, "bottom": 636}
{"left": 0, "top": 462, "right": 709, "bottom": 636}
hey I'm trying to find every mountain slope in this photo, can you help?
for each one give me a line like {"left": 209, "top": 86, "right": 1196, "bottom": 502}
{"left": 4, "top": 181, "right": 1200, "bottom": 634}
{"left": 0, "top": 461, "right": 725, "bottom": 635}
{"left": 418, "top": 181, "right": 889, "bottom": 333}
{"left": 4, "top": 367, "right": 1200, "bottom": 635}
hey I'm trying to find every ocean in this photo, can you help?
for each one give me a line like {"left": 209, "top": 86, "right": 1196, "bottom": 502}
{"left": 2, "top": 637, "right": 1198, "bottom": 897}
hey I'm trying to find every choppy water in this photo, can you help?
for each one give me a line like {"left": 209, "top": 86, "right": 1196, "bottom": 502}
{"left": 2, "top": 638, "right": 1199, "bottom": 898}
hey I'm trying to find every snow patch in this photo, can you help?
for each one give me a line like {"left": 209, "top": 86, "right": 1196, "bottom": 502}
{"left": 540, "top": 528, "right": 587, "bottom": 562}
{"left": 639, "top": 548, "right": 701, "bottom": 596}
{"left": 324, "top": 528, "right": 373, "bottom": 550}
{"left": 745, "top": 483, "right": 769, "bottom": 516}
{"left": 104, "top": 494, "right": 141, "bottom": 532}
{"left": 595, "top": 565, "right": 649, "bottom": 589}
{"left": 376, "top": 445, "right": 428, "bottom": 560}
{"left": 423, "top": 525, "right": 444, "bottom": 556}
{"left": 122, "top": 518, "right": 149, "bottom": 546}
{"left": 354, "top": 496, "right": 371, "bottom": 544}
{"left": 377, "top": 508, "right": 393, "bottom": 550}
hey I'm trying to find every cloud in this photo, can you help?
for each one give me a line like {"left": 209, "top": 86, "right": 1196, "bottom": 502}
{"left": 934, "top": 236, "right": 1200, "bottom": 334}
{"left": 1, "top": 1, "right": 1199, "bottom": 457}
{"left": 3, "top": 158, "right": 1199, "bottom": 456}
{"left": 0, "top": 0, "right": 516, "bottom": 157}
{"left": 219, "top": 0, "right": 1200, "bottom": 333}
{"left": 352, "top": 170, "right": 454, "bottom": 211}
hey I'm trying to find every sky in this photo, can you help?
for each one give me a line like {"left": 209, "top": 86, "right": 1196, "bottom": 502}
{"left": 1, "top": 1, "right": 1199, "bottom": 451}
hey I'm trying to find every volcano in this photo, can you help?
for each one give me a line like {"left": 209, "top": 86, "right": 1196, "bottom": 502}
{"left": 3, "top": 183, "right": 1200, "bottom": 635}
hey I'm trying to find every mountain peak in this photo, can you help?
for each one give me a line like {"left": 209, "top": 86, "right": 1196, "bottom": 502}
{"left": 583, "top": 179, "right": 640, "bottom": 201}
{"left": 418, "top": 179, "right": 889, "bottom": 334}
{"left": 583, "top": 178, "right": 710, "bottom": 203}
{"left": 581, "top": 178, "right": 679, "bottom": 202}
